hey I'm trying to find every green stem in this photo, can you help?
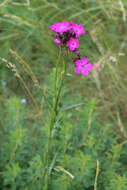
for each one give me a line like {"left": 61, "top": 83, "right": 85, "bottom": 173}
{"left": 43, "top": 50, "right": 66, "bottom": 190}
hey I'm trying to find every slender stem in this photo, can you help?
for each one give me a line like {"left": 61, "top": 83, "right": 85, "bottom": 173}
{"left": 94, "top": 160, "right": 100, "bottom": 190}
{"left": 54, "top": 49, "right": 61, "bottom": 106}
{"left": 43, "top": 49, "right": 66, "bottom": 190}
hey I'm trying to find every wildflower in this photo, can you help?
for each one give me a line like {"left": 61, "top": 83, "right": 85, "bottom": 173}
{"left": 49, "top": 21, "right": 93, "bottom": 76}
{"left": 57, "top": 21, "right": 71, "bottom": 34}
{"left": 1, "top": 80, "right": 6, "bottom": 86}
{"left": 66, "top": 38, "right": 79, "bottom": 51}
{"left": 74, "top": 57, "right": 93, "bottom": 76}
{"left": 49, "top": 23, "right": 60, "bottom": 33}
{"left": 49, "top": 21, "right": 85, "bottom": 51}
{"left": 93, "top": 63, "right": 102, "bottom": 71}
{"left": 21, "top": 99, "right": 27, "bottom": 104}
{"left": 72, "top": 23, "right": 85, "bottom": 37}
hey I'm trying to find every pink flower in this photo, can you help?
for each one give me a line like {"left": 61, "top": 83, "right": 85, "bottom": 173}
{"left": 75, "top": 57, "right": 93, "bottom": 76}
{"left": 66, "top": 38, "right": 79, "bottom": 51}
{"left": 72, "top": 23, "right": 86, "bottom": 37}
{"left": 57, "top": 21, "right": 71, "bottom": 34}
{"left": 75, "top": 57, "right": 88, "bottom": 66}
{"left": 54, "top": 38, "right": 61, "bottom": 44}
{"left": 49, "top": 23, "right": 60, "bottom": 33}
{"left": 49, "top": 21, "right": 71, "bottom": 34}
{"left": 93, "top": 63, "right": 102, "bottom": 71}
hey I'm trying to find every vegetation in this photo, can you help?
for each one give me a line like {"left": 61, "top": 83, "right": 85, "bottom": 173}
{"left": 0, "top": 0, "right": 127, "bottom": 190}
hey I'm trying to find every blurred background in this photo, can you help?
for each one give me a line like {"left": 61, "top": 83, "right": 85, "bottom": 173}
{"left": 0, "top": 0, "right": 127, "bottom": 136}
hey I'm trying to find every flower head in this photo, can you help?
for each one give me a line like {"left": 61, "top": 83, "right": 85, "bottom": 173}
{"left": 66, "top": 38, "right": 79, "bottom": 51}
{"left": 57, "top": 21, "right": 71, "bottom": 34}
{"left": 49, "top": 21, "right": 85, "bottom": 51}
{"left": 72, "top": 23, "right": 86, "bottom": 37}
{"left": 49, "top": 21, "right": 93, "bottom": 77}
{"left": 74, "top": 57, "right": 93, "bottom": 76}
{"left": 49, "top": 23, "right": 60, "bottom": 33}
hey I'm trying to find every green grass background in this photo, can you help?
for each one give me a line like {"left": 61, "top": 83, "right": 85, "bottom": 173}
{"left": 0, "top": 0, "right": 127, "bottom": 189}
{"left": 0, "top": 0, "right": 127, "bottom": 129}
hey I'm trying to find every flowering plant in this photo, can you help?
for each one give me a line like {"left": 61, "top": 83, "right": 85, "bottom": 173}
{"left": 42, "top": 21, "right": 94, "bottom": 189}
{"left": 49, "top": 21, "right": 93, "bottom": 76}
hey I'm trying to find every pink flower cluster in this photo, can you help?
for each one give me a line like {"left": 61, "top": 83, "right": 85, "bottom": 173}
{"left": 49, "top": 21, "right": 93, "bottom": 76}
{"left": 49, "top": 21, "right": 85, "bottom": 51}
{"left": 74, "top": 57, "right": 93, "bottom": 76}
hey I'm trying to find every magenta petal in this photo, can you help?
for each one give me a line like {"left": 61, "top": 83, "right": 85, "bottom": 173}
{"left": 67, "top": 38, "right": 79, "bottom": 51}
{"left": 79, "top": 25, "right": 85, "bottom": 34}
{"left": 75, "top": 33, "right": 80, "bottom": 37}
{"left": 75, "top": 66, "right": 81, "bottom": 74}
{"left": 81, "top": 69, "right": 89, "bottom": 76}
{"left": 49, "top": 23, "right": 60, "bottom": 32}
{"left": 85, "top": 64, "right": 93, "bottom": 70}
{"left": 54, "top": 38, "right": 61, "bottom": 44}
{"left": 72, "top": 24, "right": 85, "bottom": 37}
{"left": 75, "top": 59, "right": 82, "bottom": 66}
{"left": 81, "top": 57, "right": 89, "bottom": 65}
{"left": 69, "top": 46, "right": 75, "bottom": 51}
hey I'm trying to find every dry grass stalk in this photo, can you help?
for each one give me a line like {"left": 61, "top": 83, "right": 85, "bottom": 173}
{"left": 0, "top": 57, "right": 38, "bottom": 109}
